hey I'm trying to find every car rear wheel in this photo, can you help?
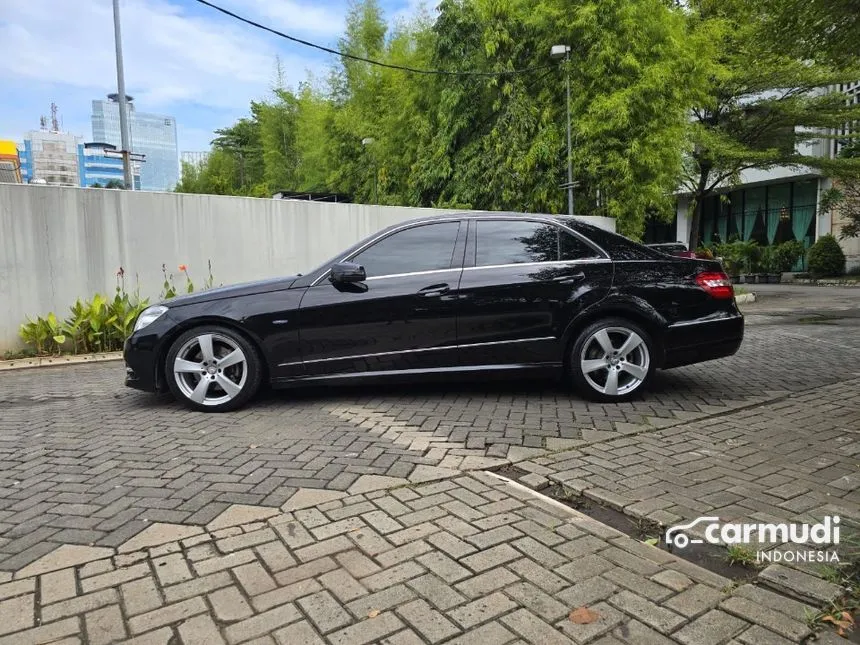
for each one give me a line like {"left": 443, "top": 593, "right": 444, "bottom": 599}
{"left": 570, "top": 317, "right": 655, "bottom": 402}
{"left": 165, "top": 325, "right": 263, "bottom": 412}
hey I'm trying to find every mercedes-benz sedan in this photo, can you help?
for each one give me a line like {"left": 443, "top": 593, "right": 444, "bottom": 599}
{"left": 124, "top": 213, "right": 744, "bottom": 412}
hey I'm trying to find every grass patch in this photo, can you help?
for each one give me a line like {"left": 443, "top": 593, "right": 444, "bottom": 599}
{"left": 725, "top": 545, "right": 760, "bottom": 569}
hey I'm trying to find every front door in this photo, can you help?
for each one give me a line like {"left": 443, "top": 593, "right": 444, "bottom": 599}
{"left": 295, "top": 220, "right": 465, "bottom": 377}
{"left": 456, "top": 218, "right": 614, "bottom": 367}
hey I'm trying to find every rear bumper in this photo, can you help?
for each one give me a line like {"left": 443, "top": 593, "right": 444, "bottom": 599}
{"left": 661, "top": 312, "right": 744, "bottom": 369}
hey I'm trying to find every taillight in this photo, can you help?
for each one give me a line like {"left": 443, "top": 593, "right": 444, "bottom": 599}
{"left": 695, "top": 271, "right": 734, "bottom": 299}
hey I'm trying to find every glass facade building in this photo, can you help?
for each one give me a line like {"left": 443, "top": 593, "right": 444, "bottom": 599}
{"left": 91, "top": 96, "right": 178, "bottom": 191}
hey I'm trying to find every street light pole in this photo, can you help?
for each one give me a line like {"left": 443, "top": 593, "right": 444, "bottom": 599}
{"left": 551, "top": 44, "right": 574, "bottom": 216}
{"left": 112, "top": 0, "right": 134, "bottom": 190}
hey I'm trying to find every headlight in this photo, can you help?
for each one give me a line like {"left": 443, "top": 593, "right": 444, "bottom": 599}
{"left": 133, "top": 305, "right": 168, "bottom": 332}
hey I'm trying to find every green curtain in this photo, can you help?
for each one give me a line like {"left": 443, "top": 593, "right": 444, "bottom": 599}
{"left": 792, "top": 205, "right": 815, "bottom": 244}
{"left": 766, "top": 210, "right": 779, "bottom": 244}
{"left": 731, "top": 192, "right": 744, "bottom": 239}
{"left": 744, "top": 187, "right": 765, "bottom": 241}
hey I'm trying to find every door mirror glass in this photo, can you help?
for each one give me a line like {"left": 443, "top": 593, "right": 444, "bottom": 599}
{"left": 330, "top": 262, "right": 366, "bottom": 283}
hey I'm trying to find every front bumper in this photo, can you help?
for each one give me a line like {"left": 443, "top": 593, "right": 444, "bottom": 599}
{"left": 662, "top": 312, "right": 744, "bottom": 369}
{"left": 123, "top": 314, "right": 176, "bottom": 392}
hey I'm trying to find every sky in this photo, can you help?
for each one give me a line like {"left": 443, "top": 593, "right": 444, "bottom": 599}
{"left": 0, "top": 0, "right": 428, "bottom": 153}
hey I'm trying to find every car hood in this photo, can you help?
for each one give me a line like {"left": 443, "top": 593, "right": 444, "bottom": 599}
{"left": 159, "top": 275, "right": 301, "bottom": 307}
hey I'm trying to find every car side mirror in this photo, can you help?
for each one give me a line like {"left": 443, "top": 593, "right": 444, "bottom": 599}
{"left": 330, "top": 261, "right": 366, "bottom": 284}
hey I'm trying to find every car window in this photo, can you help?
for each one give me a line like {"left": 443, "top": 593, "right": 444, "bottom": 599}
{"left": 560, "top": 230, "right": 602, "bottom": 261}
{"left": 351, "top": 222, "right": 460, "bottom": 278}
{"left": 476, "top": 220, "right": 562, "bottom": 266}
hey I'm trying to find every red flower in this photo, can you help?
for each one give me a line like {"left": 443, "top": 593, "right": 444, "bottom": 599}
{"left": 178, "top": 264, "right": 188, "bottom": 272}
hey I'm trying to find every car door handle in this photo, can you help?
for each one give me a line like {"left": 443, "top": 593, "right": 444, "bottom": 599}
{"left": 418, "top": 284, "right": 450, "bottom": 297}
{"left": 553, "top": 272, "right": 586, "bottom": 284}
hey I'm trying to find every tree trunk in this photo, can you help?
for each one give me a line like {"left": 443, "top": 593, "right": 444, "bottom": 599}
{"left": 688, "top": 167, "right": 711, "bottom": 250}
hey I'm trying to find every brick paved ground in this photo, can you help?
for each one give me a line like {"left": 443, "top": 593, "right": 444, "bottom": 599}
{"left": 0, "top": 473, "right": 837, "bottom": 645}
{"left": 0, "top": 288, "right": 858, "bottom": 642}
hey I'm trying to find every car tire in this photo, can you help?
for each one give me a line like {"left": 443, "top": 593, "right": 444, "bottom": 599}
{"left": 569, "top": 317, "right": 656, "bottom": 403}
{"left": 165, "top": 325, "right": 263, "bottom": 412}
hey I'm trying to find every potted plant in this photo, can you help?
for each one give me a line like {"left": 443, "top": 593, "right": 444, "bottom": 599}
{"left": 761, "top": 246, "right": 781, "bottom": 283}
{"left": 715, "top": 242, "right": 742, "bottom": 283}
{"left": 737, "top": 240, "right": 760, "bottom": 284}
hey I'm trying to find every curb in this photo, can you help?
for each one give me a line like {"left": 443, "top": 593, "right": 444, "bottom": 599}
{"left": 735, "top": 293, "right": 756, "bottom": 304}
{"left": 0, "top": 352, "right": 124, "bottom": 372}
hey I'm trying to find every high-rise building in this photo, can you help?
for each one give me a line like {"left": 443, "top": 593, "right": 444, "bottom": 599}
{"left": 91, "top": 94, "right": 179, "bottom": 191}
{"left": 19, "top": 126, "right": 82, "bottom": 186}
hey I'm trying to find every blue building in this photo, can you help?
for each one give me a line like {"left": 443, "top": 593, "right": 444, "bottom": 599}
{"left": 91, "top": 94, "right": 179, "bottom": 191}
{"left": 16, "top": 133, "right": 140, "bottom": 189}
{"left": 78, "top": 142, "right": 141, "bottom": 189}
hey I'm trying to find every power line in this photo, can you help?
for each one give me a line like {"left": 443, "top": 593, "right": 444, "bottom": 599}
{"left": 193, "top": 0, "right": 552, "bottom": 77}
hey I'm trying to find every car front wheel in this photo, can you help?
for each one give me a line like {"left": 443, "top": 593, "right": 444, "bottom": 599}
{"left": 570, "top": 317, "right": 655, "bottom": 402}
{"left": 165, "top": 325, "right": 263, "bottom": 412}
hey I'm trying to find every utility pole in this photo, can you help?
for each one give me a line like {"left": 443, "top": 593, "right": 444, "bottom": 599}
{"left": 551, "top": 45, "right": 574, "bottom": 216}
{"left": 112, "top": 0, "right": 134, "bottom": 190}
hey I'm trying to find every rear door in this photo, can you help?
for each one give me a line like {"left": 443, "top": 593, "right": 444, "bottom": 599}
{"left": 295, "top": 220, "right": 466, "bottom": 377}
{"left": 456, "top": 217, "right": 614, "bottom": 368}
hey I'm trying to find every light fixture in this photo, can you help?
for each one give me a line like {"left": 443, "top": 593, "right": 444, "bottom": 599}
{"left": 779, "top": 206, "right": 790, "bottom": 222}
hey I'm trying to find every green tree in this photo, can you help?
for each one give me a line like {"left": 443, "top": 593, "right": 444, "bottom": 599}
{"left": 105, "top": 179, "right": 125, "bottom": 189}
{"left": 682, "top": 0, "right": 860, "bottom": 249}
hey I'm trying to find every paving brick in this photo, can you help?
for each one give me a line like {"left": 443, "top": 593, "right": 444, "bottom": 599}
{"left": 734, "top": 584, "right": 816, "bottom": 623}
{"left": 407, "top": 573, "right": 467, "bottom": 611}
{"left": 504, "top": 581, "right": 569, "bottom": 622}
{"left": 209, "top": 585, "right": 254, "bottom": 622}
{"left": 611, "top": 619, "right": 676, "bottom": 645}
{"left": 664, "top": 583, "right": 724, "bottom": 618}
{"left": 273, "top": 620, "right": 326, "bottom": 645}
{"left": 234, "top": 561, "right": 277, "bottom": 596}
{"left": 39, "top": 568, "right": 76, "bottom": 605}
{"left": 122, "top": 576, "right": 164, "bottom": 615}
{"left": 82, "top": 563, "right": 151, "bottom": 593}
{"left": 216, "top": 529, "right": 277, "bottom": 555}
{"left": 602, "top": 569, "right": 675, "bottom": 603}
{"left": 673, "top": 610, "right": 749, "bottom": 645}
{"left": 347, "top": 584, "right": 416, "bottom": 618}
{"left": 362, "top": 561, "right": 425, "bottom": 592}
{"left": 128, "top": 597, "right": 208, "bottom": 635}
{"left": 327, "top": 612, "right": 404, "bottom": 645}
{"left": 375, "top": 541, "right": 433, "bottom": 568}
{"left": 608, "top": 590, "right": 685, "bottom": 634}
{"left": 736, "top": 625, "right": 796, "bottom": 645}
{"left": 85, "top": 604, "right": 126, "bottom": 645}
{"left": 192, "top": 549, "right": 257, "bottom": 576}
{"left": 449, "top": 591, "right": 518, "bottom": 629}
{"left": 649, "top": 569, "right": 693, "bottom": 593}
{"left": 335, "top": 550, "right": 382, "bottom": 579}
{"left": 274, "top": 556, "right": 339, "bottom": 587}
{"left": 42, "top": 588, "right": 118, "bottom": 622}
{"left": 719, "top": 596, "right": 811, "bottom": 642}
{"left": 444, "top": 620, "right": 516, "bottom": 645}
{"left": 416, "top": 551, "right": 470, "bottom": 583}
{"left": 253, "top": 579, "right": 324, "bottom": 612}
{"left": 557, "top": 600, "right": 625, "bottom": 644}
{"left": 0, "top": 617, "right": 80, "bottom": 645}
{"left": 256, "top": 541, "right": 297, "bottom": 573}
{"left": 460, "top": 544, "right": 520, "bottom": 573}
{"left": 557, "top": 554, "right": 615, "bottom": 584}
{"left": 0, "top": 593, "right": 34, "bottom": 635}
{"left": 396, "top": 598, "right": 461, "bottom": 643}
{"left": 224, "top": 604, "right": 303, "bottom": 644}
{"left": 501, "top": 608, "right": 575, "bottom": 645}
{"left": 379, "top": 629, "right": 426, "bottom": 645}
{"left": 319, "top": 568, "right": 367, "bottom": 603}
{"left": 163, "top": 571, "right": 232, "bottom": 604}
{"left": 297, "top": 590, "right": 352, "bottom": 634}
{"left": 178, "top": 614, "right": 227, "bottom": 645}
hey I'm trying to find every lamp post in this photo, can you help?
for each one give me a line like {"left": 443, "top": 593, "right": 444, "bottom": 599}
{"left": 551, "top": 44, "right": 573, "bottom": 216}
{"left": 112, "top": 0, "right": 134, "bottom": 190}
{"left": 362, "top": 137, "right": 377, "bottom": 204}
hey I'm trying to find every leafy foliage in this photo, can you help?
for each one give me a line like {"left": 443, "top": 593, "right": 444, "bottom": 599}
{"left": 807, "top": 234, "right": 847, "bottom": 276}
{"left": 175, "top": 0, "right": 702, "bottom": 239}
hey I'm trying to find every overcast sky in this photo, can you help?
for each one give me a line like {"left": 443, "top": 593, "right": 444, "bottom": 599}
{"left": 0, "top": 0, "right": 427, "bottom": 152}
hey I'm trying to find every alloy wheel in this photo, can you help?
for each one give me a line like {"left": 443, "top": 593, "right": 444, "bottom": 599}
{"left": 172, "top": 333, "right": 248, "bottom": 407}
{"left": 579, "top": 326, "right": 650, "bottom": 397}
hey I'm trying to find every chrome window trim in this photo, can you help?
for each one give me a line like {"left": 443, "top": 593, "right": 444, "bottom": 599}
{"left": 364, "top": 267, "right": 462, "bottom": 282}
{"left": 277, "top": 336, "right": 555, "bottom": 368}
{"left": 310, "top": 218, "right": 464, "bottom": 287}
{"left": 462, "top": 258, "right": 611, "bottom": 272}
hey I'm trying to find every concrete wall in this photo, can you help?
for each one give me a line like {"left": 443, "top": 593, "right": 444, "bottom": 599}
{"left": 0, "top": 184, "right": 616, "bottom": 352}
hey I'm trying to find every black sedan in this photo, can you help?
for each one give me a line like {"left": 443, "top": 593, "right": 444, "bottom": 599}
{"left": 124, "top": 213, "right": 743, "bottom": 412}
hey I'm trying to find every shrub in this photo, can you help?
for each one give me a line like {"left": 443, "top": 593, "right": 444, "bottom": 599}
{"left": 773, "top": 240, "right": 806, "bottom": 273}
{"left": 807, "top": 234, "right": 846, "bottom": 277}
